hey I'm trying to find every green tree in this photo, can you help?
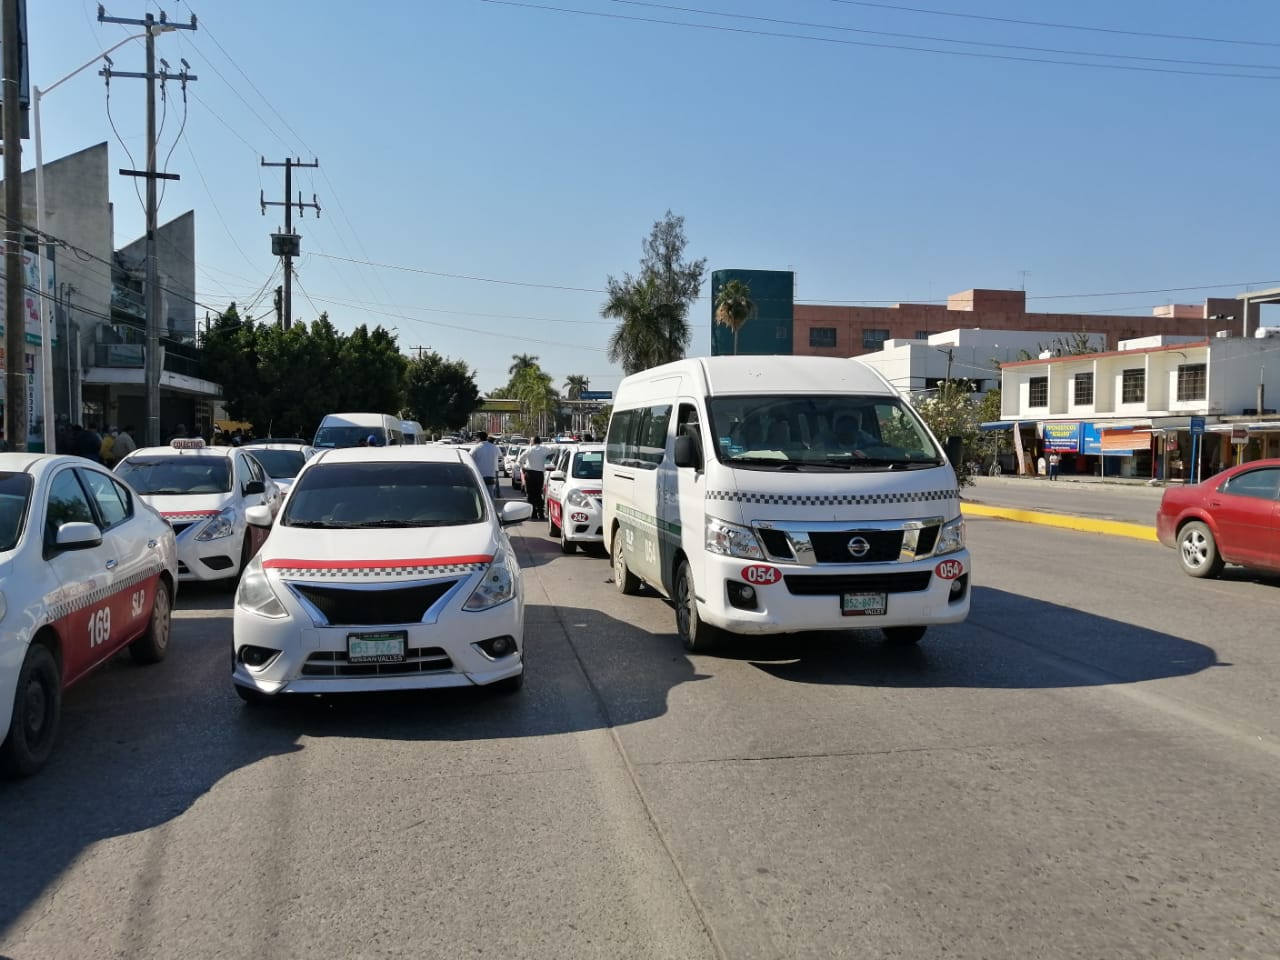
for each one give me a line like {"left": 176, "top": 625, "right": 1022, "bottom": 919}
{"left": 602, "top": 211, "right": 706, "bottom": 375}
{"left": 564, "top": 374, "right": 589, "bottom": 400}
{"left": 509, "top": 353, "right": 539, "bottom": 378}
{"left": 590, "top": 404, "right": 613, "bottom": 438}
{"left": 405, "top": 351, "right": 482, "bottom": 433}
{"left": 912, "top": 382, "right": 981, "bottom": 487}
{"left": 337, "top": 325, "right": 408, "bottom": 414}
{"left": 713, "top": 278, "right": 756, "bottom": 355}
{"left": 512, "top": 364, "right": 558, "bottom": 436}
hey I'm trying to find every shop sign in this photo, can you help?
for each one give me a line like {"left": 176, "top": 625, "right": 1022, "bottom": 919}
{"left": 1042, "top": 421, "right": 1081, "bottom": 452}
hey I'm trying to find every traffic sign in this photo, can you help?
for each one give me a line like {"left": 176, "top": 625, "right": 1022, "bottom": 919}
{"left": 580, "top": 390, "right": 613, "bottom": 401}
{"left": 1190, "top": 416, "right": 1205, "bottom": 435}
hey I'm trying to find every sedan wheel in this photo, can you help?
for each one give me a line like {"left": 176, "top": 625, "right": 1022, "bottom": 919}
{"left": 1178, "top": 521, "right": 1224, "bottom": 578}
{"left": 0, "top": 644, "right": 62, "bottom": 778}
{"left": 130, "top": 579, "right": 172, "bottom": 664}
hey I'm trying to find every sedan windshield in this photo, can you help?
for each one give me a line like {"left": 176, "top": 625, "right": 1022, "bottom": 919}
{"left": 115, "top": 456, "right": 232, "bottom": 494}
{"left": 248, "top": 449, "right": 307, "bottom": 480}
{"left": 572, "top": 450, "right": 604, "bottom": 480}
{"left": 283, "top": 461, "right": 486, "bottom": 528}
{"left": 706, "top": 395, "right": 943, "bottom": 470}
{"left": 0, "top": 472, "right": 33, "bottom": 551}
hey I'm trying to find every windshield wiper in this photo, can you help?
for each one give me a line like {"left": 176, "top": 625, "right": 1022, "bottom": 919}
{"left": 727, "top": 456, "right": 797, "bottom": 469}
{"left": 844, "top": 456, "right": 944, "bottom": 468}
{"left": 286, "top": 520, "right": 364, "bottom": 528}
{"left": 145, "top": 487, "right": 194, "bottom": 495}
{"left": 356, "top": 520, "right": 425, "bottom": 528}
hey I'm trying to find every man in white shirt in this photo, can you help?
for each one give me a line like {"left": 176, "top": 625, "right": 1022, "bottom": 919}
{"left": 518, "top": 436, "right": 552, "bottom": 520}
{"left": 468, "top": 432, "right": 502, "bottom": 498}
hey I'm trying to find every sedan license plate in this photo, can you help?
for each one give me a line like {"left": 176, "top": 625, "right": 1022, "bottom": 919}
{"left": 347, "top": 631, "right": 407, "bottom": 663}
{"left": 841, "top": 592, "right": 887, "bottom": 617}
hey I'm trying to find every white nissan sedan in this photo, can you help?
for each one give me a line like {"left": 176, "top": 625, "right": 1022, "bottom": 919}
{"left": 1, "top": 454, "right": 178, "bottom": 776}
{"left": 115, "top": 439, "right": 282, "bottom": 584}
{"left": 544, "top": 443, "right": 605, "bottom": 554}
{"left": 231, "top": 446, "right": 534, "bottom": 703}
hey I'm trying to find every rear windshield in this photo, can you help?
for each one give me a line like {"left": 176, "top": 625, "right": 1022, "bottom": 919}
{"left": 283, "top": 461, "right": 486, "bottom": 528}
{"left": 249, "top": 449, "right": 308, "bottom": 480}
{"left": 0, "top": 472, "right": 32, "bottom": 552}
{"left": 572, "top": 451, "right": 604, "bottom": 480}
{"left": 115, "top": 456, "right": 232, "bottom": 494}
{"left": 314, "top": 425, "right": 388, "bottom": 449}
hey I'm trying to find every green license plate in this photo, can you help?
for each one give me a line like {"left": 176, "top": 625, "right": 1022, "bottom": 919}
{"left": 841, "top": 592, "right": 887, "bottom": 617}
{"left": 347, "top": 632, "right": 407, "bottom": 663}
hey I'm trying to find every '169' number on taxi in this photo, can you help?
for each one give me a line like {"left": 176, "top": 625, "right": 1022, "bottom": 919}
{"left": 87, "top": 606, "right": 111, "bottom": 647}
{"left": 741, "top": 564, "right": 781, "bottom": 585}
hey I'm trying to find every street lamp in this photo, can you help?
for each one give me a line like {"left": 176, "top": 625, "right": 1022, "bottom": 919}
{"left": 33, "top": 30, "right": 153, "bottom": 449}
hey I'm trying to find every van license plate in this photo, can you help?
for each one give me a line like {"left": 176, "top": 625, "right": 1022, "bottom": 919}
{"left": 348, "top": 632, "right": 407, "bottom": 663}
{"left": 841, "top": 592, "right": 887, "bottom": 617}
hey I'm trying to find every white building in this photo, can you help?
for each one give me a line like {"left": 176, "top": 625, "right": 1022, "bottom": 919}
{"left": 999, "top": 330, "right": 1280, "bottom": 480}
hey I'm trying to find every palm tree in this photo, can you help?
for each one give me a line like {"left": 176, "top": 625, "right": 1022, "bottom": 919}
{"left": 714, "top": 279, "right": 756, "bottom": 356}
{"left": 564, "top": 374, "right": 589, "bottom": 401}
{"left": 509, "top": 353, "right": 539, "bottom": 378}
{"left": 602, "top": 274, "right": 686, "bottom": 375}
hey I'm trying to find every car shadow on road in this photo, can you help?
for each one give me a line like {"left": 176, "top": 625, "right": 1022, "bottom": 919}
{"left": 718, "top": 585, "right": 1221, "bottom": 689}
{"left": 0, "top": 597, "right": 695, "bottom": 936}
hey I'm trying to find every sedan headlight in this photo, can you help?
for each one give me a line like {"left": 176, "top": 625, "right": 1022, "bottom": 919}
{"left": 566, "top": 489, "right": 594, "bottom": 508}
{"left": 195, "top": 508, "right": 236, "bottom": 542}
{"left": 235, "top": 555, "right": 288, "bottom": 618}
{"left": 464, "top": 549, "right": 516, "bottom": 611}
{"left": 935, "top": 516, "right": 965, "bottom": 556}
{"left": 705, "top": 516, "right": 764, "bottom": 560}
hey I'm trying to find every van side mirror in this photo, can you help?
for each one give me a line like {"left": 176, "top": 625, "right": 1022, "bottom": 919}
{"left": 944, "top": 436, "right": 964, "bottom": 468}
{"left": 674, "top": 434, "right": 701, "bottom": 470}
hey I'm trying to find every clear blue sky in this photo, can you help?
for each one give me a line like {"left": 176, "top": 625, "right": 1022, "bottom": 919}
{"left": 26, "top": 0, "right": 1280, "bottom": 396}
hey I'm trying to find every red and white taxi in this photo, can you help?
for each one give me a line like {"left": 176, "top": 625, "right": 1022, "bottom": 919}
{"left": 545, "top": 443, "right": 604, "bottom": 554}
{"left": 231, "top": 445, "right": 534, "bottom": 703}
{"left": 115, "top": 438, "right": 281, "bottom": 584}
{"left": 0, "top": 454, "right": 177, "bottom": 776}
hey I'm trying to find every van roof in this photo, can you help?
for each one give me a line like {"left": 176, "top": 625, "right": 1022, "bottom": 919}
{"left": 621, "top": 356, "right": 895, "bottom": 397}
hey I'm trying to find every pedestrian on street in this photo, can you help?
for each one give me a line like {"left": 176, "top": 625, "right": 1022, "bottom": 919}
{"left": 74, "top": 424, "right": 103, "bottom": 463}
{"left": 99, "top": 427, "right": 117, "bottom": 467}
{"left": 468, "top": 431, "right": 502, "bottom": 499}
{"left": 113, "top": 425, "right": 137, "bottom": 462}
{"left": 519, "top": 436, "right": 552, "bottom": 520}
{"left": 1048, "top": 451, "right": 1061, "bottom": 481}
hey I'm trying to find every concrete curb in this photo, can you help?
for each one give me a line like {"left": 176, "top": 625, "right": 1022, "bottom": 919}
{"left": 961, "top": 503, "right": 1159, "bottom": 542}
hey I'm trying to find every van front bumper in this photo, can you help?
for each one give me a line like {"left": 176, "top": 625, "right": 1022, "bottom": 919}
{"left": 696, "top": 550, "right": 971, "bottom": 635}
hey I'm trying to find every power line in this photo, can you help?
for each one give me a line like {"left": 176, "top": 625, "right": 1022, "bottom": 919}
{"left": 475, "top": 0, "right": 1280, "bottom": 80}
{"left": 821, "top": 0, "right": 1280, "bottom": 49}
{"left": 606, "top": 0, "right": 1280, "bottom": 72}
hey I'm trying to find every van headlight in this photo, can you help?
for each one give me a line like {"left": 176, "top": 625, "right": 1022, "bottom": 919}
{"left": 464, "top": 549, "right": 516, "bottom": 611}
{"left": 935, "top": 517, "right": 965, "bottom": 556}
{"left": 195, "top": 508, "right": 236, "bottom": 541}
{"left": 705, "top": 516, "right": 764, "bottom": 560}
{"left": 235, "top": 555, "right": 288, "bottom": 618}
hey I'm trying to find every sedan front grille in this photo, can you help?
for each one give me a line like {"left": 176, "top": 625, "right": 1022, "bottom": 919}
{"left": 291, "top": 581, "right": 459, "bottom": 626}
{"left": 301, "top": 646, "right": 454, "bottom": 677}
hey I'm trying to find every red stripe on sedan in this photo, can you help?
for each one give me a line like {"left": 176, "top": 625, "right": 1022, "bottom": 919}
{"left": 262, "top": 555, "right": 493, "bottom": 570}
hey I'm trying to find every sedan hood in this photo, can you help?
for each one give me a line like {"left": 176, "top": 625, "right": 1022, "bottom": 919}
{"left": 142, "top": 492, "right": 235, "bottom": 521}
{"left": 259, "top": 523, "right": 500, "bottom": 580}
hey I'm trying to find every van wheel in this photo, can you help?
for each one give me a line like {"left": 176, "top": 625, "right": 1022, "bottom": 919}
{"left": 675, "top": 559, "right": 721, "bottom": 653}
{"left": 1, "top": 644, "right": 62, "bottom": 778}
{"left": 882, "top": 626, "right": 927, "bottom": 646}
{"left": 612, "top": 533, "right": 640, "bottom": 595}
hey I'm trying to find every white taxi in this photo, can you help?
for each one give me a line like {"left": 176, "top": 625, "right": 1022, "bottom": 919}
{"left": 1, "top": 454, "right": 178, "bottom": 777}
{"left": 114, "top": 438, "right": 282, "bottom": 584}
{"left": 231, "top": 445, "right": 534, "bottom": 703}
{"left": 241, "top": 439, "right": 316, "bottom": 494}
{"left": 545, "top": 443, "right": 605, "bottom": 554}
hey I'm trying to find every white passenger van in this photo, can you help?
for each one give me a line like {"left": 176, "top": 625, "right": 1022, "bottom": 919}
{"left": 313, "top": 413, "right": 404, "bottom": 449}
{"left": 400, "top": 420, "right": 426, "bottom": 444}
{"left": 603, "top": 356, "right": 970, "bottom": 651}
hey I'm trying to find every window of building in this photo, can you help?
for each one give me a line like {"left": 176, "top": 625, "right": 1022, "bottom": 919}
{"left": 1028, "top": 376, "right": 1048, "bottom": 408}
{"left": 776, "top": 324, "right": 788, "bottom": 339}
{"left": 808, "top": 327, "right": 837, "bottom": 348}
{"left": 862, "top": 328, "right": 890, "bottom": 350}
{"left": 1176, "top": 363, "right": 1206, "bottom": 402}
{"left": 1121, "top": 368, "right": 1145, "bottom": 404}
{"left": 914, "top": 330, "right": 932, "bottom": 341}
{"left": 1073, "top": 372, "right": 1094, "bottom": 406}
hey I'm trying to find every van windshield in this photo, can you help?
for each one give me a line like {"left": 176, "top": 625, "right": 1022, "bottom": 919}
{"left": 706, "top": 395, "right": 944, "bottom": 470}
{"left": 314, "top": 425, "right": 387, "bottom": 449}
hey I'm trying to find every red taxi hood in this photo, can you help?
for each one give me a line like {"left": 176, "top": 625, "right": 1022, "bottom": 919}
{"left": 259, "top": 523, "right": 500, "bottom": 577}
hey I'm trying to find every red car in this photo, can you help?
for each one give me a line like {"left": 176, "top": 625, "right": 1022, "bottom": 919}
{"left": 1155, "top": 458, "right": 1280, "bottom": 578}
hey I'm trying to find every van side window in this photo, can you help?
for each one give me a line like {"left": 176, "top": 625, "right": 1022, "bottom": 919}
{"left": 606, "top": 405, "right": 671, "bottom": 470}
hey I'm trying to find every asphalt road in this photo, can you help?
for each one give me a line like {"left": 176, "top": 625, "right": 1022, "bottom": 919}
{"left": 2, "top": 488, "right": 1277, "bottom": 960}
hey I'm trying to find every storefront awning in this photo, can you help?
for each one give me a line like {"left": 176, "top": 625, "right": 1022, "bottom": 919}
{"left": 978, "top": 421, "right": 1018, "bottom": 432}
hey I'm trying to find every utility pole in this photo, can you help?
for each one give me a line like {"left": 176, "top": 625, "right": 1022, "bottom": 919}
{"left": 3, "top": 0, "right": 26, "bottom": 450}
{"left": 260, "top": 158, "right": 319, "bottom": 330}
{"left": 99, "top": 6, "right": 196, "bottom": 447}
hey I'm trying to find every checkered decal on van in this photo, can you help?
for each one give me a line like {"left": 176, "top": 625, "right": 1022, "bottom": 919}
{"left": 44, "top": 563, "right": 164, "bottom": 624}
{"left": 263, "top": 556, "right": 492, "bottom": 580}
{"left": 705, "top": 489, "right": 959, "bottom": 506}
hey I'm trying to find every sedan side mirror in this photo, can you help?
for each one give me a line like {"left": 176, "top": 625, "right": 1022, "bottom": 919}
{"left": 548, "top": 470, "right": 566, "bottom": 482}
{"left": 55, "top": 521, "right": 103, "bottom": 550}
{"left": 500, "top": 501, "right": 534, "bottom": 525}
{"left": 245, "top": 504, "right": 274, "bottom": 527}
{"left": 243, "top": 479, "right": 266, "bottom": 496}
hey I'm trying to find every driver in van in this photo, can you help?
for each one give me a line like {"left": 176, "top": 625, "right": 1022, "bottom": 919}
{"left": 828, "top": 412, "right": 878, "bottom": 455}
